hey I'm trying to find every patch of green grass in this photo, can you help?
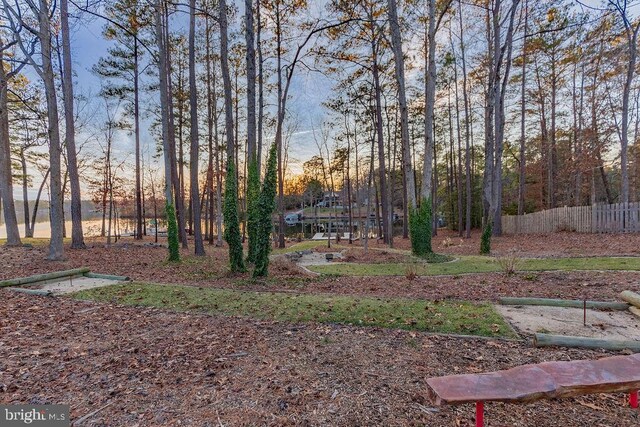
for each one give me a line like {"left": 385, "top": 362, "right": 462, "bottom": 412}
{"left": 308, "top": 256, "right": 640, "bottom": 276}
{"left": 418, "top": 252, "right": 454, "bottom": 263}
{"left": 0, "top": 237, "right": 69, "bottom": 247}
{"left": 70, "top": 282, "right": 515, "bottom": 338}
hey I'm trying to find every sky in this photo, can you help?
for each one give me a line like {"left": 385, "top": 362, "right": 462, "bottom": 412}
{"left": 12, "top": 0, "right": 640, "bottom": 203}
{"left": 12, "top": 1, "right": 333, "bottom": 201}
{"left": 67, "top": 2, "right": 331, "bottom": 172}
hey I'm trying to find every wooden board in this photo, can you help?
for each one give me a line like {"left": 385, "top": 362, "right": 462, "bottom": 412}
{"left": 427, "top": 354, "right": 640, "bottom": 405}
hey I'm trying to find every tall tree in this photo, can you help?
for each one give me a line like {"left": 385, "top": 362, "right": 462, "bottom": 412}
{"left": 220, "top": 0, "right": 245, "bottom": 272}
{"left": 610, "top": 0, "right": 640, "bottom": 203}
{"left": 155, "top": 0, "right": 180, "bottom": 261}
{"left": 421, "top": 0, "right": 452, "bottom": 245}
{"left": 387, "top": 0, "right": 417, "bottom": 232}
{"left": 4, "top": 0, "right": 65, "bottom": 259}
{"left": 483, "top": 0, "right": 520, "bottom": 238}
{"left": 93, "top": 0, "right": 149, "bottom": 240}
{"left": 0, "top": 34, "right": 23, "bottom": 246}
{"left": 245, "top": 0, "right": 260, "bottom": 263}
{"left": 189, "top": 0, "right": 204, "bottom": 255}
{"left": 60, "top": 0, "right": 85, "bottom": 248}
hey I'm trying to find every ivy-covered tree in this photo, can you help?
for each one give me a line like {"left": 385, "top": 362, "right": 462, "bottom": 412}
{"left": 253, "top": 143, "right": 277, "bottom": 277}
{"left": 409, "top": 197, "right": 433, "bottom": 256}
{"left": 224, "top": 160, "right": 246, "bottom": 272}
{"left": 246, "top": 159, "right": 260, "bottom": 263}
{"left": 220, "top": 0, "right": 245, "bottom": 272}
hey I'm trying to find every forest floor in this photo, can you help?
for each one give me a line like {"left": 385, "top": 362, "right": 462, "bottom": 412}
{"left": 2, "top": 231, "right": 640, "bottom": 425}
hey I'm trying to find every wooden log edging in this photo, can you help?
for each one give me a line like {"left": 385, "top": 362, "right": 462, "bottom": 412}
{"left": 84, "top": 272, "right": 130, "bottom": 281}
{"left": 499, "top": 297, "right": 630, "bottom": 311}
{"left": 620, "top": 291, "right": 640, "bottom": 309}
{"left": 533, "top": 333, "right": 640, "bottom": 352}
{"left": 0, "top": 267, "right": 91, "bottom": 288}
{"left": 7, "top": 287, "right": 53, "bottom": 297}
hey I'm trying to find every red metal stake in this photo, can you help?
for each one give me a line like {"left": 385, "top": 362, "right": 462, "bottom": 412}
{"left": 631, "top": 390, "right": 639, "bottom": 409}
{"left": 476, "top": 401, "right": 484, "bottom": 427}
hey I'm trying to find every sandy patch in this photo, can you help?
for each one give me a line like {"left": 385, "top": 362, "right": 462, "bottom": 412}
{"left": 25, "top": 277, "right": 124, "bottom": 295}
{"left": 496, "top": 304, "right": 640, "bottom": 340}
{"left": 296, "top": 252, "right": 343, "bottom": 266}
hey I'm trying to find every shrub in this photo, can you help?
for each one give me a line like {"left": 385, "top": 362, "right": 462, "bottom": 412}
{"left": 496, "top": 251, "right": 522, "bottom": 275}
{"left": 405, "top": 263, "right": 418, "bottom": 280}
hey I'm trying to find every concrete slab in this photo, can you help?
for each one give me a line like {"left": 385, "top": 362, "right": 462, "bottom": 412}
{"left": 296, "top": 252, "right": 343, "bottom": 266}
{"left": 496, "top": 304, "right": 640, "bottom": 341}
{"left": 26, "top": 277, "right": 123, "bottom": 295}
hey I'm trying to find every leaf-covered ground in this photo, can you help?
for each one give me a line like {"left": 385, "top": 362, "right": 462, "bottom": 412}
{"left": 1, "top": 238, "right": 639, "bottom": 303}
{"left": 1, "top": 292, "right": 638, "bottom": 426}
{"left": 2, "top": 232, "right": 640, "bottom": 425}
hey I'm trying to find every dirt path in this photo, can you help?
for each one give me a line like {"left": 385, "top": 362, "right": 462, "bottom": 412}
{"left": 1, "top": 292, "right": 638, "bottom": 426}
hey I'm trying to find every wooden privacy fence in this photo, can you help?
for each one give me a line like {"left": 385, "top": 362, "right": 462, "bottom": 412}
{"left": 502, "top": 203, "right": 640, "bottom": 234}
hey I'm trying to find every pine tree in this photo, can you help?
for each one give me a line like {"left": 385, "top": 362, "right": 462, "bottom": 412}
{"left": 93, "top": 0, "right": 150, "bottom": 241}
{"left": 220, "top": 0, "right": 244, "bottom": 272}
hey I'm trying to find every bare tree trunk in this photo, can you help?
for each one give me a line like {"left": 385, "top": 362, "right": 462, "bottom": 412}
{"left": 490, "top": 0, "right": 519, "bottom": 235}
{"left": 245, "top": 0, "right": 256, "bottom": 163}
{"left": 60, "top": 0, "right": 84, "bottom": 249}
{"left": 421, "top": 0, "right": 437, "bottom": 202}
{"left": 38, "top": 0, "right": 65, "bottom": 259}
{"left": 0, "top": 52, "right": 21, "bottom": 246}
{"left": 458, "top": 0, "right": 472, "bottom": 238}
{"left": 483, "top": 2, "right": 495, "bottom": 226}
{"left": 574, "top": 62, "right": 586, "bottom": 205}
{"left": 31, "top": 168, "right": 50, "bottom": 236}
{"left": 275, "top": 1, "right": 286, "bottom": 248}
{"left": 155, "top": 0, "right": 176, "bottom": 230}
{"left": 449, "top": 28, "right": 463, "bottom": 236}
{"left": 256, "top": 0, "right": 264, "bottom": 170}
{"left": 387, "top": 0, "right": 416, "bottom": 212}
{"left": 620, "top": 22, "right": 640, "bottom": 203}
{"left": 205, "top": 15, "right": 215, "bottom": 245}
{"left": 189, "top": 0, "right": 205, "bottom": 255}
{"left": 163, "top": 8, "right": 188, "bottom": 249}
{"left": 213, "top": 69, "right": 223, "bottom": 248}
{"left": 371, "top": 41, "right": 390, "bottom": 245}
{"left": 20, "top": 149, "right": 31, "bottom": 237}
{"left": 220, "top": 0, "right": 235, "bottom": 170}
{"left": 134, "top": 38, "right": 143, "bottom": 239}
{"left": 549, "top": 53, "right": 558, "bottom": 208}
{"left": 518, "top": 0, "right": 528, "bottom": 219}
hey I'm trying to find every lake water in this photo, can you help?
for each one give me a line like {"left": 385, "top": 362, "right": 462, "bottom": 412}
{"left": 0, "top": 219, "right": 129, "bottom": 239}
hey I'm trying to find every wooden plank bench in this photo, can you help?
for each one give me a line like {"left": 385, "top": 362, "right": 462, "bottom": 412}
{"left": 427, "top": 353, "right": 640, "bottom": 426}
